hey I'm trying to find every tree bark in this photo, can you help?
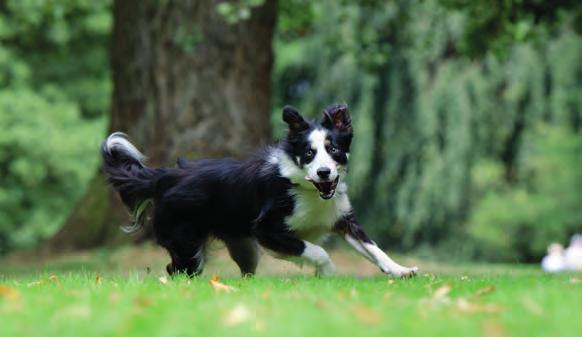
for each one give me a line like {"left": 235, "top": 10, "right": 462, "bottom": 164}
{"left": 45, "top": 0, "right": 277, "bottom": 253}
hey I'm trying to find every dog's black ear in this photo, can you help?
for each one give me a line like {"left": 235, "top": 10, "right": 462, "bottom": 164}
{"left": 283, "top": 105, "right": 309, "bottom": 132}
{"left": 322, "top": 103, "right": 352, "bottom": 131}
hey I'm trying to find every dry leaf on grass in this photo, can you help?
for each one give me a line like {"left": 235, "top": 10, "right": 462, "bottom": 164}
{"left": 210, "top": 275, "right": 237, "bottom": 293}
{"left": 158, "top": 276, "right": 169, "bottom": 285}
{"left": 455, "top": 298, "right": 503, "bottom": 314}
{"left": 133, "top": 296, "right": 153, "bottom": 308}
{"left": 27, "top": 275, "right": 60, "bottom": 288}
{"left": 483, "top": 319, "right": 506, "bottom": 337}
{"left": 222, "top": 304, "right": 252, "bottom": 326}
{"left": 260, "top": 290, "right": 271, "bottom": 299}
{"left": 351, "top": 305, "right": 382, "bottom": 325}
{"left": 0, "top": 285, "right": 20, "bottom": 301}
{"left": 96, "top": 274, "right": 103, "bottom": 285}
{"left": 336, "top": 289, "right": 358, "bottom": 299}
{"left": 55, "top": 304, "right": 91, "bottom": 318}
{"left": 109, "top": 292, "right": 120, "bottom": 304}
{"left": 433, "top": 284, "right": 451, "bottom": 301}
{"left": 419, "top": 283, "right": 453, "bottom": 311}
{"left": 474, "top": 285, "right": 496, "bottom": 297}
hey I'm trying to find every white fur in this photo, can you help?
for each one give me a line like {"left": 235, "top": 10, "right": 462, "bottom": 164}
{"left": 301, "top": 241, "right": 336, "bottom": 276}
{"left": 306, "top": 129, "right": 338, "bottom": 182}
{"left": 344, "top": 234, "right": 417, "bottom": 277}
{"left": 269, "top": 148, "right": 352, "bottom": 242}
{"left": 105, "top": 132, "right": 146, "bottom": 166}
{"left": 285, "top": 183, "right": 351, "bottom": 242}
{"left": 362, "top": 242, "right": 418, "bottom": 277}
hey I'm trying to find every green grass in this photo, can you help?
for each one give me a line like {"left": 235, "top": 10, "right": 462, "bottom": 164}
{"left": 1, "top": 247, "right": 581, "bottom": 337}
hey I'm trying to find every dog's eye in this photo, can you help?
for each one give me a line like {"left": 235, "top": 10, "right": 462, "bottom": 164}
{"left": 330, "top": 147, "right": 338, "bottom": 154}
{"left": 306, "top": 150, "right": 314, "bottom": 158}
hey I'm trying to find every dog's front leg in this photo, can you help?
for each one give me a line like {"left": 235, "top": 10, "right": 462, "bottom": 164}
{"left": 335, "top": 215, "right": 418, "bottom": 278}
{"left": 256, "top": 229, "right": 335, "bottom": 276}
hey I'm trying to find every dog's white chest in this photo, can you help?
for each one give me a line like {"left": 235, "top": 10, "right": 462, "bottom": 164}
{"left": 285, "top": 184, "right": 351, "bottom": 242}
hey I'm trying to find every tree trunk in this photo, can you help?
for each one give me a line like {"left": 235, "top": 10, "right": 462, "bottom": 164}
{"left": 45, "top": 0, "right": 277, "bottom": 253}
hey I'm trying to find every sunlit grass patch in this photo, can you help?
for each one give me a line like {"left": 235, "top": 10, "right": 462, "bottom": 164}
{"left": 1, "top": 265, "right": 581, "bottom": 337}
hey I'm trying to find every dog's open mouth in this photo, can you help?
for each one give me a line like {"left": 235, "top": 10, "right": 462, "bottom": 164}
{"left": 311, "top": 176, "right": 339, "bottom": 200}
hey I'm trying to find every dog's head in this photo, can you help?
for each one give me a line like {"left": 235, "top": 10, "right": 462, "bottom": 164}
{"left": 280, "top": 103, "right": 353, "bottom": 200}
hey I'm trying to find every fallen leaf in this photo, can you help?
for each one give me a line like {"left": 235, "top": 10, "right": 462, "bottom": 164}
{"left": 455, "top": 298, "right": 503, "bottom": 314}
{"left": 48, "top": 274, "right": 59, "bottom": 283}
{"left": 222, "top": 304, "right": 251, "bottom": 326}
{"left": 483, "top": 319, "right": 505, "bottom": 337}
{"left": 260, "top": 290, "right": 271, "bottom": 299}
{"left": 96, "top": 274, "right": 103, "bottom": 285}
{"left": 351, "top": 305, "right": 381, "bottom": 325}
{"left": 209, "top": 275, "right": 237, "bottom": 293}
{"left": 133, "top": 296, "right": 153, "bottom": 308}
{"left": 0, "top": 285, "right": 20, "bottom": 301}
{"left": 315, "top": 299, "right": 329, "bottom": 309}
{"left": 158, "top": 276, "right": 169, "bottom": 285}
{"left": 433, "top": 284, "right": 451, "bottom": 300}
{"left": 109, "top": 292, "right": 120, "bottom": 304}
{"left": 474, "top": 285, "right": 496, "bottom": 297}
{"left": 57, "top": 304, "right": 91, "bottom": 318}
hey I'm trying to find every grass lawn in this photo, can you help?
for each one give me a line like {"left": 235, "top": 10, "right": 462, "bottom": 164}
{"left": 0, "top": 245, "right": 580, "bottom": 337}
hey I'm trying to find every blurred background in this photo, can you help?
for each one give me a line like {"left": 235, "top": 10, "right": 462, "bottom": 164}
{"left": 0, "top": 0, "right": 580, "bottom": 264}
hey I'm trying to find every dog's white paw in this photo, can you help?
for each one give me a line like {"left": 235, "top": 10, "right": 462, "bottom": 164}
{"left": 386, "top": 266, "right": 418, "bottom": 278}
{"left": 315, "top": 261, "right": 336, "bottom": 277}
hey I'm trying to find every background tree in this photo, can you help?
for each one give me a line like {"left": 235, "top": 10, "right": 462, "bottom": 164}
{"left": 46, "top": 0, "right": 277, "bottom": 252}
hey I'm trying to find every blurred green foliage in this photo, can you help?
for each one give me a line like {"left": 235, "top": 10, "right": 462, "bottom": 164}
{"left": 0, "top": 0, "right": 110, "bottom": 253}
{"left": 0, "top": 0, "right": 579, "bottom": 262}
{"left": 274, "top": 0, "right": 581, "bottom": 261}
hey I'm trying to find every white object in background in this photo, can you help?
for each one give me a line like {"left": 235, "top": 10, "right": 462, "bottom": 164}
{"left": 565, "top": 234, "right": 582, "bottom": 271}
{"left": 541, "top": 243, "right": 566, "bottom": 273}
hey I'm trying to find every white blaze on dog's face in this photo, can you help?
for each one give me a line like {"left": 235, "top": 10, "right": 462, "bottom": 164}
{"left": 280, "top": 104, "right": 353, "bottom": 200}
{"left": 305, "top": 129, "right": 338, "bottom": 183}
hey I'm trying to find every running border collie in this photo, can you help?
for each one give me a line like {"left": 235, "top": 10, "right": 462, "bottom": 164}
{"left": 101, "top": 104, "right": 418, "bottom": 278}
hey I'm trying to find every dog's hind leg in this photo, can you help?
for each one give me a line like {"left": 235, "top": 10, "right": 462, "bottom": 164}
{"left": 164, "top": 240, "right": 207, "bottom": 277}
{"left": 224, "top": 237, "right": 261, "bottom": 276}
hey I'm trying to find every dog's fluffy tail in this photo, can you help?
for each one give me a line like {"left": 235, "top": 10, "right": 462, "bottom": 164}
{"left": 101, "top": 132, "right": 158, "bottom": 233}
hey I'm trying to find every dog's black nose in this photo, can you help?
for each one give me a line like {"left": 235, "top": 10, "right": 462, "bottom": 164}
{"left": 317, "top": 167, "right": 331, "bottom": 179}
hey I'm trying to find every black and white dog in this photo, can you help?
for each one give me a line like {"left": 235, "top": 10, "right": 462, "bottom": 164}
{"left": 102, "top": 104, "right": 418, "bottom": 278}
